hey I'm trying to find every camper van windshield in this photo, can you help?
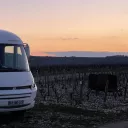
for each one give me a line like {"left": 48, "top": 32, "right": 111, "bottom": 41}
{"left": 0, "top": 44, "right": 29, "bottom": 72}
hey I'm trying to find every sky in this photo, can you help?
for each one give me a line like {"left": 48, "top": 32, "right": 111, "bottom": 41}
{"left": 1, "top": 0, "right": 128, "bottom": 57}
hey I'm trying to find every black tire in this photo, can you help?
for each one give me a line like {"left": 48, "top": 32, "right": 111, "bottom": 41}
{"left": 12, "top": 110, "right": 27, "bottom": 117}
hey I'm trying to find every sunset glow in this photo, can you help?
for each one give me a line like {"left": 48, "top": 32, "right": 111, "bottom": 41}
{"left": 1, "top": 0, "right": 128, "bottom": 56}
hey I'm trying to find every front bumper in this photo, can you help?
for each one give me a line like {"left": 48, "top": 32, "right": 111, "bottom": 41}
{"left": 0, "top": 87, "right": 37, "bottom": 112}
{"left": 0, "top": 101, "right": 35, "bottom": 112}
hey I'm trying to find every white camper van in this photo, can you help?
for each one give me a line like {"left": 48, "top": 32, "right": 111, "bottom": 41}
{"left": 0, "top": 30, "right": 37, "bottom": 113}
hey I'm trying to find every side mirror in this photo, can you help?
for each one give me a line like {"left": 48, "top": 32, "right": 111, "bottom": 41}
{"left": 24, "top": 43, "right": 30, "bottom": 58}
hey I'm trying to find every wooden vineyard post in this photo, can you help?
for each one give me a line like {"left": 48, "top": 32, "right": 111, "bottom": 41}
{"left": 47, "top": 72, "right": 50, "bottom": 97}
{"left": 124, "top": 76, "right": 128, "bottom": 101}
{"left": 80, "top": 79, "right": 83, "bottom": 104}
{"left": 36, "top": 68, "right": 39, "bottom": 83}
{"left": 86, "top": 73, "right": 91, "bottom": 101}
{"left": 104, "top": 79, "right": 109, "bottom": 103}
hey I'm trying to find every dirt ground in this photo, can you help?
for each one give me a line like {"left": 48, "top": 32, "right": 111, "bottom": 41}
{"left": 0, "top": 84, "right": 127, "bottom": 128}
{"left": 0, "top": 93, "right": 128, "bottom": 128}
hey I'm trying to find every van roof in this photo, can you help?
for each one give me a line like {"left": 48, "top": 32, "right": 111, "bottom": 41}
{"left": 0, "top": 30, "right": 23, "bottom": 44}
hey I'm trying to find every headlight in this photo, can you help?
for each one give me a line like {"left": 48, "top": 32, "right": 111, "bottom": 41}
{"left": 31, "top": 83, "right": 36, "bottom": 89}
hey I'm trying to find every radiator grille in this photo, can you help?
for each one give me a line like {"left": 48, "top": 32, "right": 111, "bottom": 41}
{"left": 0, "top": 85, "right": 31, "bottom": 90}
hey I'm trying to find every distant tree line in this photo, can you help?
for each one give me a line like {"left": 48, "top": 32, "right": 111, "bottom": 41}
{"left": 29, "top": 55, "right": 128, "bottom": 67}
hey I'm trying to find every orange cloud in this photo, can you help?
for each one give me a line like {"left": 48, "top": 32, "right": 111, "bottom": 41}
{"left": 31, "top": 51, "right": 56, "bottom": 57}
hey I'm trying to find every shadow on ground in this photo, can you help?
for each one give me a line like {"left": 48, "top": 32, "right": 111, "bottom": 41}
{"left": 0, "top": 103, "right": 128, "bottom": 128}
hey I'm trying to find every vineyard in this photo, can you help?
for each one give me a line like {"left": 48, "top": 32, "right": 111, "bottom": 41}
{"left": 1, "top": 65, "right": 128, "bottom": 128}
{"left": 31, "top": 64, "right": 128, "bottom": 112}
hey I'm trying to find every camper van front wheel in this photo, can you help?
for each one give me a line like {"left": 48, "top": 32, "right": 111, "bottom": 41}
{"left": 12, "top": 110, "right": 27, "bottom": 116}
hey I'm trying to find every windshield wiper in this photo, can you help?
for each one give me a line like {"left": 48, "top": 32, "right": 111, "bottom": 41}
{"left": 0, "top": 66, "right": 26, "bottom": 72}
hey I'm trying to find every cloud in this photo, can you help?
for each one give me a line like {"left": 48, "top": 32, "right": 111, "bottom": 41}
{"left": 40, "top": 37, "right": 79, "bottom": 40}
{"left": 45, "top": 51, "right": 128, "bottom": 57}
{"left": 31, "top": 51, "right": 56, "bottom": 56}
{"left": 61, "top": 37, "right": 79, "bottom": 40}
